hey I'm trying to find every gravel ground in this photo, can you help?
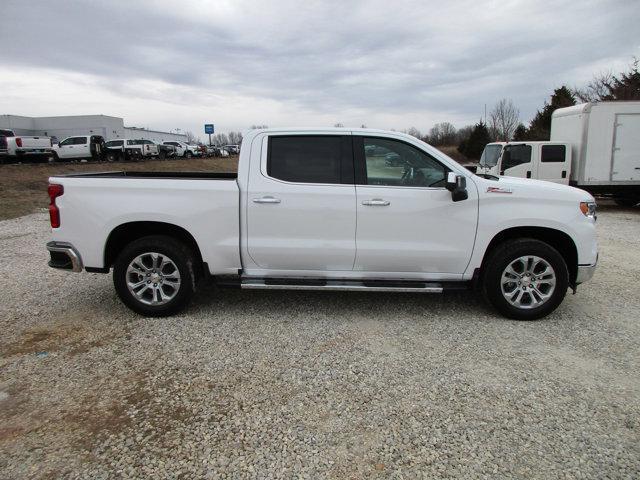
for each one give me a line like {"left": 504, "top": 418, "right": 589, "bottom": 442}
{"left": 1, "top": 206, "right": 639, "bottom": 479}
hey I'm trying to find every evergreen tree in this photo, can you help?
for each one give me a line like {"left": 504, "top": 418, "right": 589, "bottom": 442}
{"left": 527, "top": 86, "right": 576, "bottom": 140}
{"left": 512, "top": 123, "right": 527, "bottom": 141}
{"left": 458, "top": 120, "right": 491, "bottom": 159}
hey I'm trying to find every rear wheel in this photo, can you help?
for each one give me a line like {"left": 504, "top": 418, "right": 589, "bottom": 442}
{"left": 113, "top": 235, "right": 196, "bottom": 317}
{"left": 482, "top": 238, "right": 568, "bottom": 320}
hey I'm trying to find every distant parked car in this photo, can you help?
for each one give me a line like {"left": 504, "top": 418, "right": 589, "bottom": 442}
{"left": 217, "top": 147, "right": 230, "bottom": 157}
{"left": 0, "top": 129, "right": 52, "bottom": 163}
{"left": 162, "top": 141, "right": 199, "bottom": 158}
{"left": 224, "top": 144, "right": 240, "bottom": 155}
{"left": 103, "top": 139, "right": 158, "bottom": 162}
{"left": 152, "top": 141, "right": 176, "bottom": 159}
{"left": 51, "top": 135, "right": 104, "bottom": 162}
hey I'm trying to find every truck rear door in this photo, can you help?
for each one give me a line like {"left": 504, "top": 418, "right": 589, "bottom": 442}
{"left": 246, "top": 134, "right": 356, "bottom": 271}
{"left": 536, "top": 144, "right": 571, "bottom": 184}
{"left": 612, "top": 114, "right": 640, "bottom": 181}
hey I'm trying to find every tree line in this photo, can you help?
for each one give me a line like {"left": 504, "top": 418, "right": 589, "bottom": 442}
{"left": 397, "top": 59, "right": 639, "bottom": 160}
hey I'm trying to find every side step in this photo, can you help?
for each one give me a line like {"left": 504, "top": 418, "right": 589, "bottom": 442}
{"left": 240, "top": 277, "right": 444, "bottom": 293}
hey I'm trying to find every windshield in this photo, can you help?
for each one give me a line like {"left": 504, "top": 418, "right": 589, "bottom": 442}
{"left": 479, "top": 144, "right": 503, "bottom": 168}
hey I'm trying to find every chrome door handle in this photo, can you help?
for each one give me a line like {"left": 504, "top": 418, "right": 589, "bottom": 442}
{"left": 362, "top": 199, "right": 390, "bottom": 206}
{"left": 253, "top": 196, "right": 281, "bottom": 204}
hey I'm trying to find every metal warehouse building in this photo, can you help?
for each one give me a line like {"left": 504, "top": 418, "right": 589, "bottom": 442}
{"left": 0, "top": 114, "right": 187, "bottom": 143}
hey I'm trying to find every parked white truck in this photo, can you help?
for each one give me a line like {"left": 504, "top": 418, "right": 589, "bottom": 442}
{"left": 0, "top": 128, "right": 52, "bottom": 163}
{"left": 46, "top": 128, "right": 598, "bottom": 320}
{"left": 478, "top": 101, "right": 640, "bottom": 206}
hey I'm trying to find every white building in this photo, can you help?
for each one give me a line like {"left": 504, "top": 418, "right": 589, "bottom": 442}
{"left": 0, "top": 114, "right": 188, "bottom": 143}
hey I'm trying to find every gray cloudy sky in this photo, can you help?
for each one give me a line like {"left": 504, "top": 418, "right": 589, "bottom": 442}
{"left": 1, "top": 0, "right": 638, "bottom": 137}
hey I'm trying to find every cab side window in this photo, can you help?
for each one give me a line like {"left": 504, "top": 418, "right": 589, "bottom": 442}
{"left": 361, "top": 137, "right": 447, "bottom": 187}
{"left": 267, "top": 135, "right": 350, "bottom": 184}
{"left": 502, "top": 145, "right": 532, "bottom": 170}
{"left": 541, "top": 145, "right": 566, "bottom": 162}
{"left": 59, "top": 138, "right": 73, "bottom": 146}
{"left": 73, "top": 137, "right": 87, "bottom": 145}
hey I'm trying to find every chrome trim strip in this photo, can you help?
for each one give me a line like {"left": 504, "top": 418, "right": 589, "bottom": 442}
{"left": 46, "top": 241, "right": 83, "bottom": 272}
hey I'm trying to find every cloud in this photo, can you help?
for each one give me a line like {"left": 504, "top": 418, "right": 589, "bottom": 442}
{"left": 0, "top": 0, "right": 638, "bottom": 136}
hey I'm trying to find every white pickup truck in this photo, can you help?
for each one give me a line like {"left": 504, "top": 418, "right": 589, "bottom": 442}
{"left": 46, "top": 128, "right": 598, "bottom": 320}
{"left": 0, "top": 128, "right": 52, "bottom": 162}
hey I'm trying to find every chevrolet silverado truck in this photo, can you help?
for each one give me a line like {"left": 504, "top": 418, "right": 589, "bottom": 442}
{"left": 1, "top": 129, "right": 52, "bottom": 163}
{"left": 46, "top": 128, "right": 598, "bottom": 320}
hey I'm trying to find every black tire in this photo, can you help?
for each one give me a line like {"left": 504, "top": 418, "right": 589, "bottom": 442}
{"left": 614, "top": 197, "right": 639, "bottom": 207}
{"left": 113, "top": 235, "right": 196, "bottom": 317}
{"left": 158, "top": 150, "right": 166, "bottom": 160}
{"left": 482, "top": 238, "right": 569, "bottom": 320}
{"left": 105, "top": 151, "right": 118, "bottom": 162}
{"left": 49, "top": 152, "right": 59, "bottom": 163}
{"left": 184, "top": 150, "right": 192, "bottom": 159}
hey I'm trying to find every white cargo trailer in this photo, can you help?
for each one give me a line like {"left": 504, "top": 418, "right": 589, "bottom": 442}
{"left": 478, "top": 102, "right": 640, "bottom": 206}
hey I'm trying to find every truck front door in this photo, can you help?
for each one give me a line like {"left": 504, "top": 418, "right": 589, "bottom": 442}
{"left": 246, "top": 134, "right": 356, "bottom": 272}
{"left": 501, "top": 144, "right": 533, "bottom": 179}
{"left": 352, "top": 136, "right": 478, "bottom": 275}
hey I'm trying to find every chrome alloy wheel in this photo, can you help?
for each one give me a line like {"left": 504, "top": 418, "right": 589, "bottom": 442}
{"left": 500, "top": 256, "right": 556, "bottom": 309}
{"left": 126, "top": 252, "right": 181, "bottom": 306}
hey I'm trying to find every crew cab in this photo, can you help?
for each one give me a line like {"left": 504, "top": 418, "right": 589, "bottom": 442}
{"left": 0, "top": 129, "right": 52, "bottom": 162}
{"left": 46, "top": 128, "right": 598, "bottom": 320}
{"left": 104, "top": 139, "right": 159, "bottom": 161}
{"left": 52, "top": 135, "right": 105, "bottom": 161}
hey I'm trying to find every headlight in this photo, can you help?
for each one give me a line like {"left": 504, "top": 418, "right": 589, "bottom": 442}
{"left": 580, "top": 201, "right": 597, "bottom": 220}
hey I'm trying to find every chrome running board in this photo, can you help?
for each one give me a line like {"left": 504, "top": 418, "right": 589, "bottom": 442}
{"left": 240, "top": 278, "right": 444, "bottom": 293}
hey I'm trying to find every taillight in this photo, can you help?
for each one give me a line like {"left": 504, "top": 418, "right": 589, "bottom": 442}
{"left": 16, "top": 137, "right": 22, "bottom": 147}
{"left": 48, "top": 184, "right": 64, "bottom": 228}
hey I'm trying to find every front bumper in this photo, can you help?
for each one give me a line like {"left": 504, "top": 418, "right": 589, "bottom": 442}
{"left": 46, "top": 241, "right": 83, "bottom": 272}
{"left": 575, "top": 254, "right": 598, "bottom": 285}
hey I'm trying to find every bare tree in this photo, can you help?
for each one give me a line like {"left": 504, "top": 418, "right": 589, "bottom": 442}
{"left": 489, "top": 99, "right": 519, "bottom": 141}
{"left": 228, "top": 131, "right": 243, "bottom": 144}
{"left": 184, "top": 131, "right": 198, "bottom": 143}
{"left": 212, "top": 133, "right": 229, "bottom": 146}
{"left": 360, "top": 124, "right": 367, "bottom": 128}
{"left": 573, "top": 71, "right": 615, "bottom": 102}
{"left": 334, "top": 123, "right": 344, "bottom": 127}
{"left": 427, "top": 122, "right": 457, "bottom": 146}
{"left": 250, "top": 125, "right": 269, "bottom": 129}
{"left": 403, "top": 127, "right": 422, "bottom": 139}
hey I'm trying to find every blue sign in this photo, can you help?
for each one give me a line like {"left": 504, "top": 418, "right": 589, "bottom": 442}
{"left": 204, "top": 124, "right": 214, "bottom": 134}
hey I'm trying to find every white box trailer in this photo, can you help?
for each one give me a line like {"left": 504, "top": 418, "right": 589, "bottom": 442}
{"left": 477, "top": 102, "right": 640, "bottom": 206}
{"left": 551, "top": 101, "right": 640, "bottom": 189}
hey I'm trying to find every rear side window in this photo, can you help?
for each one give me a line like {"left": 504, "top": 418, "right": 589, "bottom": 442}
{"left": 73, "top": 137, "right": 87, "bottom": 145}
{"left": 106, "top": 140, "right": 124, "bottom": 147}
{"left": 267, "top": 135, "right": 350, "bottom": 184}
{"left": 502, "top": 144, "right": 532, "bottom": 170}
{"left": 541, "top": 145, "right": 566, "bottom": 162}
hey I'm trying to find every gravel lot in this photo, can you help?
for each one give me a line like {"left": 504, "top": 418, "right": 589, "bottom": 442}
{"left": 1, "top": 206, "right": 639, "bottom": 479}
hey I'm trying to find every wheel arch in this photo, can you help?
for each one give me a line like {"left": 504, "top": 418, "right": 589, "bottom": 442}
{"left": 480, "top": 226, "right": 579, "bottom": 285}
{"left": 104, "top": 221, "right": 206, "bottom": 276}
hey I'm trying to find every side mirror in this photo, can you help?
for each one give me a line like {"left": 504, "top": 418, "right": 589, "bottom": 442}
{"left": 445, "top": 172, "right": 468, "bottom": 202}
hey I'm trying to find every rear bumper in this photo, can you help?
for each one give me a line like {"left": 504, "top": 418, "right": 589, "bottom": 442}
{"left": 46, "top": 241, "right": 83, "bottom": 272}
{"left": 575, "top": 254, "right": 598, "bottom": 285}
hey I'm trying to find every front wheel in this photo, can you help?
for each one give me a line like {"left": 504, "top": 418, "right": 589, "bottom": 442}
{"left": 184, "top": 150, "right": 192, "bottom": 159}
{"left": 113, "top": 235, "right": 196, "bottom": 317}
{"left": 482, "top": 238, "right": 568, "bottom": 320}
